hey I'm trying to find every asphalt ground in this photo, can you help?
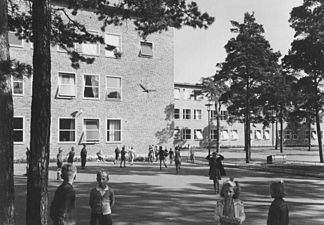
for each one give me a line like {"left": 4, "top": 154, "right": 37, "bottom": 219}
{"left": 13, "top": 156, "right": 324, "bottom": 225}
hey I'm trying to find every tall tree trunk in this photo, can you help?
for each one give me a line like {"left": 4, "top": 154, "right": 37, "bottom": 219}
{"left": 26, "top": 0, "right": 51, "bottom": 224}
{"left": 0, "top": 0, "right": 15, "bottom": 224}
{"left": 275, "top": 119, "right": 278, "bottom": 150}
{"left": 245, "top": 79, "right": 250, "bottom": 163}
{"left": 280, "top": 115, "right": 283, "bottom": 153}
{"left": 308, "top": 117, "right": 311, "bottom": 152}
{"left": 215, "top": 103, "right": 220, "bottom": 153}
{"left": 315, "top": 108, "right": 323, "bottom": 163}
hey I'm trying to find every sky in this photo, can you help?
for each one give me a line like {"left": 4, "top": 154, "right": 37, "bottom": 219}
{"left": 174, "top": 0, "right": 304, "bottom": 84}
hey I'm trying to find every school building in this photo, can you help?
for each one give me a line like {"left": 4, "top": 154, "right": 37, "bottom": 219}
{"left": 173, "top": 82, "right": 323, "bottom": 150}
{"left": 10, "top": 4, "right": 174, "bottom": 160}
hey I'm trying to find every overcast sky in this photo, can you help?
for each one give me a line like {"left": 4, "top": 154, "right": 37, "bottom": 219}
{"left": 174, "top": 0, "right": 304, "bottom": 84}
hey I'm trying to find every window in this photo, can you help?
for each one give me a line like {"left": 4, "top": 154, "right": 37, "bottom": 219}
{"left": 211, "top": 110, "right": 217, "bottom": 120}
{"left": 59, "top": 118, "right": 76, "bottom": 142}
{"left": 292, "top": 131, "right": 298, "bottom": 140}
{"left": 174, "top": 88, "right": 180, "bottom": 99}
{"left": 106, "top": 76, "right": 121, "bottom": 100}
{"left": 13, "top": 117, "right": 24, "bottom": 143}
{"left": 304, "top": 131, "right": 310, "bottom": 140}
{"left": 284, "top": 130, "right": 291, "bottom": 140}
{"left": 81, "top": 31, "right": 100, "bottom": 55}
{"left": 263, "top": 130, "right": 270, "bottom": 140}
{"left": 211, "top": 129, "right": 218, "bottom": 140}
{"left": 139, "top": 41, "right": 153, "bottom": 57}
{"left": 221, "top": 130, "right": 229, "bottom": 140}
{"left": 255, "top": 130, "right": 262, "bottom": 140}
{"left": 84, "top": 119, "right": 99, "bottom": 143}
{"left": 107, "top": 119, "right": 121, "bottom": 142}
{"left": 230, "top": 130, "right": 239, "bottom": 140}
{"left": 84, "top": 74, "right": 99, "bottom": 99}
{"left": 194, "top": 129, "right": 203, "bottom": 140}
{"left": 194, "top": 109, "right": 202, "bottom": 120}
{"left": 8, "top": 32, "right": 23, "bottom": 47}
{"left": 182, "top": 89, "right": 191, "bottom": 100}
{"left": 58, "top": 73, "right": 76, "bottom": 97}
{"left": 182, "top": 129, "right": 191, "bottom": 140}
{"left": 12, "top": 76, "right": 23, "bottom": 95}
{"left": 105, "top": 33, "right": 121, "bottom": 58}
{"left": 311, "top": 131, "right": 317, "bottom": 140}
{"left": 174, "top": 129, "right": 180, "bottom": 140}
{"left": 174, "top": 108, "right": 180, "bottom": 119}
{"left": 183, "top": 109, "right": 191, "bottom": 120}
{"left": 220, "top": 111, "right": 229, "bottom": 120}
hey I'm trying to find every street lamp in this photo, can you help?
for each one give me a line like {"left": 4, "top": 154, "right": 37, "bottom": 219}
{"left": 205, "top": 103, "right": 212, "bottom": 156}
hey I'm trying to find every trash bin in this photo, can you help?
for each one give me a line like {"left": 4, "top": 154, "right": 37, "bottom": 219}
{"left": 267, "top": 155, "right": 273, "bottom": 164}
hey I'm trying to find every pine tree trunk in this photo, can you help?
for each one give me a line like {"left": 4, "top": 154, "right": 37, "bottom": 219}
{"left": 245, "top": 79, "right": 250, "bottom": 163}
{"left": 279, "top": 105, "right": 283, "bottom": 153}
{"left": 315, "top": 108, "right": 323, "bottom": 163}
{"left": 215, "top": 103, "right": 220, "bottom": 153}
{"left": 26, "top": 0, "right": 51, "bottom": 224}
{"left": 0, "top": 0, "right": 15, "bottom": 224}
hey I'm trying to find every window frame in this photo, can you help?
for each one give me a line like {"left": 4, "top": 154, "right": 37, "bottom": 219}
{"left": 174, "top": 108, "right": 180, "bottom": 119}
{"left": 182, "top": 109, "right": 191, "bottom": 120}
{"left": 230, "top": 129, "right": 239, "bottom": 140}
{"left": 58, "top": 117, "right": 77, "bottom": 143}
{"left": 106, "top": 118, "right": 122, "bottom": 143}
{"left": 174, "top": 128, "right": 181, "bottom": 140}
{"left": 12, "top": 76, "right": 24, "bottom": 96}
{"left": 8, "top": 31, "right": 23, "bottom": 48}
{"left": 174, "top": 88, "right": 180, "bottom": 100}
{"left": 83, "top": 118, "right": 100, "bottom": 143}
{"left": 58, "top": 72, "right": 76, "bottom": 98}
{"left": 105, "top": 75, "right": 122, "bottom": 101}
{"left": 13, "top": 116, "right": 24, "bottom": 144}
{"left": 81, "top": 30, "right": 100, "bottom": 56}
{"left": 194, "top": 109, "right": 202, "bottom": 120}
{"left": 220, "top": 110, "right": 229, "bottom": 121}
{"left": 182, "top": 128, "right": 191, "bottom": 140}
{"left": 194, "top": 129, "right": 203, "bottom": 140}
{"left": 139, "top": 41, "right": 153, "bottom": 57}
{"left": 104, "top": 33, "right": 122, "bottom": 58}
{"left": 211, "top": 129, "right": 218, "bottom": 140}
{"left": 83, "top": 74, "right": 100, "bottom": 100}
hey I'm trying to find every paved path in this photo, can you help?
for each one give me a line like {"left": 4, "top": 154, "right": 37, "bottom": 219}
{"left": 14, "top": 160, "right": 324, "bottom": 225}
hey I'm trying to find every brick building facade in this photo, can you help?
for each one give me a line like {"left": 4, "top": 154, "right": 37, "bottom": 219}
{"left": 10, "top": 6, "right": 174, "bottom": 160}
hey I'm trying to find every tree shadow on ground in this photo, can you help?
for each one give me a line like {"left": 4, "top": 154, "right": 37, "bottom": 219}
{"left": 14, "top": 163, "right": 324, "bottom": 225}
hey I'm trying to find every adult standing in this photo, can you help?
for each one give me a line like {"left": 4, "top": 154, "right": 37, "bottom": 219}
{"left": 67, "top": 147, "right": 75, "bottom": 164}
{"left": 174, "top": 146, "right": 181, "bottom": 174}
{"left": 206, "top": 152, "right": 225, "bottom": 194}
{"left": 114, "top": 146, "right": 120, "bottom": 164}
{"left": 120, "top": 146, "right": 127, "bottom": 168}
{"left": 129, "top": 146, "right": 135, "bottom": 165}
{"left": 56, "top": 147, "right": 63, "bottom": 180}
{"left": 80, "top": 144, "right": 87, "bottom": 169}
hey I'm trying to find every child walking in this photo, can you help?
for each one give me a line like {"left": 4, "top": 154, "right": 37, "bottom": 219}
{"left": 267, "top": 181, "right": 289, "bottom": 225}
{"left": 50, "top": 163, "right": 77, "bottom": 225}
{"left": 214, "top": 178, "right": 245, "bottom": 225}
{"left": 89, "top": 170, "right": 116, "bottom": 225}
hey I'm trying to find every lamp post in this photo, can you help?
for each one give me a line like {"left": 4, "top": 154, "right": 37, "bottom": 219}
{"left": 206, "top": 103, "right": 212, "bottom": 156}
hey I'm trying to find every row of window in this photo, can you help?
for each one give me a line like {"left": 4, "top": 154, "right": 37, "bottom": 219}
{"left": 9, "top": 31, "right": 153, "bottom": 58}
{"left": 174, "top": 109, "right": 229, "bottom": 121}
{"left": 13, "top": 117, "right": 121, "bottom": 144}
{"left": 281, "top": 130, "right": 320, "bottom": 140}
{"left": 12, "top": 73, "right": 122, "bottom": 101}
{"left": 174, "top": 128, "right": 271, "bottom": 141}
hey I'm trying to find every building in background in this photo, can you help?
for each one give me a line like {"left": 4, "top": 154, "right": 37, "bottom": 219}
{"left": 10, "top": 6, "right": 174, "bottom": 160}
{"left": 174, "top": 82, "right": 321, "bottom": 149}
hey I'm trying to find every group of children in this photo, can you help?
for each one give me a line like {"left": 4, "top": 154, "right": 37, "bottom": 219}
{"left": 214, "top": 177, "right": 289, "bottom": 225}
{"left": 50, "top": 163, "right": 115, "bottom": 225}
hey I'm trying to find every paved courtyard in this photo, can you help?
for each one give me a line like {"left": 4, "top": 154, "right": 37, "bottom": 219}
{"left": 14, "top": 157, "right": 324, "bottom": 225}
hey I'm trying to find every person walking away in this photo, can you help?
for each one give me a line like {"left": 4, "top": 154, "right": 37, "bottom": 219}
{"left": 206, "top": 152, "right": 224, "bottom": 194}
{"left": 148, "top": 145, "right": 154, "bottom": 163}
{"left": 120, "top": 146, "right": 127, "bottom": 168}
{"left": 50, "top": 163, "right": 77, "bottom": 225}
{"left": 154, "top": 145, "right": 159, "bottom": 162}
{"left": 67, "top": 147, "right": 75, "bottom": 164}
{"left": 129, "top": 146, "right": 135, "bottom": 165}
{"left": 267, "top": 181, "right": 289, "bottom": 225}
{"left": 81, "top": 144, "right": 87, "bottom": 169}
{"left": 114, "top": 146, "right": 120, "bottom": 164}
{"left": 56, "top": 147, "right": 63, "bottom": 180}
{"left": 158, "top": 146, "right": 167, "bottom": 170}
{"left": 214, "top": 178, "right": 245, "bottom": 225}
{"left": 174, "top": 146, "right": 181, "bottom": 174}
{"left": 89, "top": 170, "right": 115, "bottom": 225}
{"left": 169, "top": 147, "right": 174, "bottom": 165}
